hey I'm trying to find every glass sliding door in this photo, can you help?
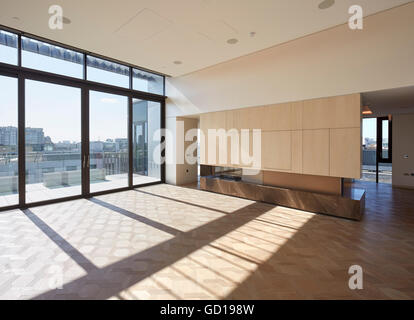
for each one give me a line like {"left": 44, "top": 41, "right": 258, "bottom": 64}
{"left": 132, "top": 99, "right": 161, "bottom": 185}
{"left": 377, "top": 116, "right": 392, "bottom": 184}
{"left": 89, "top": 91, "right": 128, "bottom": 193}
{"left": 1, "top": 28, "right": 165, "bottom": 211}
{"left": 0, "top": 75, "right": 18, "bottom": 207}
{"left": 25, "top": 80, "right": 82, "bottom": 203}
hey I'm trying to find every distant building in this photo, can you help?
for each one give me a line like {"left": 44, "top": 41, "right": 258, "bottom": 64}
{"left": 0, "top": 126, "right": 46, "bottom": 147}
{"left": 90, "top": 141, "right": 104, "bottom": 152}
{"left": 103, "top": 141, "right": 116, "bottom": 152}
{"left": 25, "top": 128, "right": 44, "bottom": 145}
{"left": 0, "top": 126, "right": 17, "bottom": 146}
{"left": 115, "top": 138, "right": 128, "bottom": 152}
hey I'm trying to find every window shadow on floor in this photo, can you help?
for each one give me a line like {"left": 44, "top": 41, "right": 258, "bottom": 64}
{"left": 88, "top": 197, "right": 183, "bottom": 236}
{"left": 223, "top": 181, "right": 414, "bottom": 299}
{"left": 32, "top": 199, "right": 275, "bottom": 299}
{"left": 134, "top": 189, "right": 230, "bottom": 215}
{"left": 22, "top": 208, "right": 98, "bottom": 273}
{"left": 26, "top": 182, "right": 414, "bottom": 299}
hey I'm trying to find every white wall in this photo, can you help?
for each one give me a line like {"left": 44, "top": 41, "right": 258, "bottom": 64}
{"left": 392, "top": 114, "right": 414, "bottom": 188}
{"left": 165, "top": 117, "right": 199, "bottom": 186}
{"left": 165, "top": 3, "right": 414, "bottom": 185}
{"left": 165, "top": 117, "right": 177, "bottom": 185}
{"left": 166, "top": 3, "right": 414, "bottom": 117}
{"left": 177, "top": 117, "right": 199, "bottom": 185}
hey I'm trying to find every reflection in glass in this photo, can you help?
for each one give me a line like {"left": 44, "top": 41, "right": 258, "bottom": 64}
{"left": 0, "top": 30, "right": 18, "bottom": 65}
{"left": 90, "top": 91, "right": 128, "bottom": 193}
{"left": 133, "top": 69, "right": 164, "bottom": 95}
{"left": 87, "top": 56, "right": 129, "bottom": 88}
{"left": 0, "top": 76, "right": 18, "bottom": 207}
{"left": 133, "top": 99, "right": 161, "bottom": 185}
{"left": 22, "top": 37, "right": 84, "bottom": 78}
{"left": 25, "top": 80, "right": 82, "bottom": 203}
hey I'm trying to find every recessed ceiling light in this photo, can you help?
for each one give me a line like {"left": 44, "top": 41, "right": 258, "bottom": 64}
{"left": 173, "top": 60, "right": 182, "bottom": 65}
{"left": 62, "top": 16, "right": 71, "bottom": 24}
{"left": 12, "top": 17, "right": 20, "bottom": 21}
{"left": 227, "top": 38, "right": 238, "bottom": 45}
{"left": 318, "top": 0, "right": 335, "bottom": 10}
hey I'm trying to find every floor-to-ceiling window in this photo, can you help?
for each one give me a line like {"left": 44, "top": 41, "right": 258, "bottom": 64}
{"left": 0, "top": 27, "right": 165, "bottom": 210}
{"left": 132, "top": 99, "right": 161, "bottom": 185}
{"left": 0, "top": 75, "right": 18, "bottom": 207}
{"left": 377, "top": 116, "right": 392, "bottom": 184}
{"left": 25, "top": 80, "right": 82, "bottom": 203}
{"left": 361, "top": 117, "right": 392, "bottom": 184}
{"left": 89, "top": 91, "right": 129, "bottom": 193}
{"left": 362, "top": 118, "right": 377, "bottom": 182}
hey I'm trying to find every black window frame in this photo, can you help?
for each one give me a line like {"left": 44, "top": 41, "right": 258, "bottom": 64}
{"left": 376, "top": 116, "right": 392, "bottom": 183}
{"left": 0, "top": 25, "right": 166, "bottom": 212}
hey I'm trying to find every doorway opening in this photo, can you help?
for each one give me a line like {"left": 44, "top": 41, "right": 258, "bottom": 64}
{"left": 361, "top": 116, "right": 392, "bottom": 183}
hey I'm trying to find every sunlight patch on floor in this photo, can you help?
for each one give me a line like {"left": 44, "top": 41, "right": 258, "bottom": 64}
{"left": 115, "top": 206, "right": 314, "bottom": 300}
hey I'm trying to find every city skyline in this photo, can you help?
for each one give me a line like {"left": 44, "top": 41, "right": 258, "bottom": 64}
{"left": 0, "top": 125, "right": 129, "bottom": 145}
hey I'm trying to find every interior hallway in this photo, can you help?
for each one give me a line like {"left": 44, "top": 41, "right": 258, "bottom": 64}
{"left": 0, "top": 182, "right": 413, "bottom": 299}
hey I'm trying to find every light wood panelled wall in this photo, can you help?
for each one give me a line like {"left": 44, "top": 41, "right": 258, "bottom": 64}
{"left": 199, "top": 93, "right": 361, "bottom": 179}
{"left": 303, "top": 129, "right": 330, "bottom": 177}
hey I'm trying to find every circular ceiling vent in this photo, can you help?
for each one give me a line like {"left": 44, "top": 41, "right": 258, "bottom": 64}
{"left": 318, "top": 0, "right": 335, "bottom": 10}
{"left": 62, "top": 17, "right": 71, "bottom": 24}
{"left": 227, "top": 38, "right": 238, "bottom": 45}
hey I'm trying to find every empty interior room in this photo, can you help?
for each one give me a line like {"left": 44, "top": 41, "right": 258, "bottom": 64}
{"left": 0, "top": 0, "right": 414, "bottom": 302}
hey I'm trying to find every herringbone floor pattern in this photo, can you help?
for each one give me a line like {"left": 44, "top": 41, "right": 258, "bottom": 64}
{"left": 0, "top": 182, "right": 413, "bottom": 299}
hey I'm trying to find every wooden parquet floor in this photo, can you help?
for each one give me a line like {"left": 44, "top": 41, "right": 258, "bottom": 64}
{"left": 0, "top": 181, "right": 413, "bottom": 299}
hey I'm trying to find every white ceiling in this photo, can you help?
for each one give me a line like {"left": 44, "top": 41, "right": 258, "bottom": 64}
{"left": 362, "top": 86, "right": 414, "bottom": 117}
{"left": 0, "top": 0, "right": 412, "bottom": 77}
